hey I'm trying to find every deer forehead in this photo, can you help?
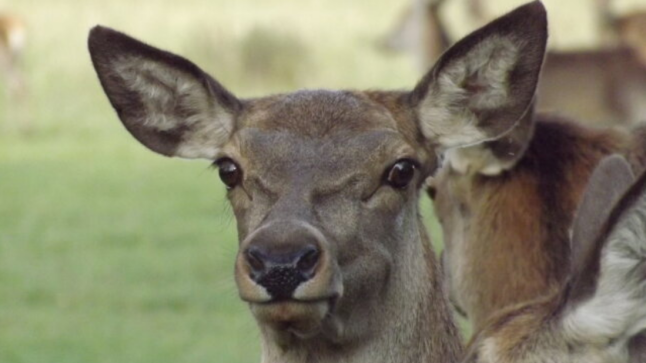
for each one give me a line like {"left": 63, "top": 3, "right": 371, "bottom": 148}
{"left": 239, "top": 89, "right": 401, "bottom": 134}
{"left": 225, "top": 128, "right": 417, "bottom": 189}
{"left": 222, "top": 90, "right": 421, "bottom": 183}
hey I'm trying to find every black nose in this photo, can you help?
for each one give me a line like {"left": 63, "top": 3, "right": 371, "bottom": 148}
{"left": 245, "top": 244, "right": 320, "bottom": 300}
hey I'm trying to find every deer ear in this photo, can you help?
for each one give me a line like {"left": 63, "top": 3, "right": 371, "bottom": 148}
{"left": 569, "top": 155, "right": 635, "bottom": 298}
{"left": 443, "top": 103, "right": 535, "bottom": 175}
{"left": 411, "top": 1, "right": 546, "bottom": 150}
{"left": 563, "top": 159, "right": 646, "bottom": 341}
{"left": 88, "top": 26, "right": 242, "bottom": 159}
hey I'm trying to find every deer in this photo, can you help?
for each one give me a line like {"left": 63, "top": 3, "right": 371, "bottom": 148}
{"left": 379, "top": 0, "right": 450, "bottom": 69}
{"left": 88, "top": 2, "right": 548, "bottom": 362}
{"left": 0, "top": 12, "right": 24, "bottom": 82}
{"left": 428, "top": 98, "right": 646, "bottom": 324}
{"left": 614, "top": 10, "right": 646, "bottom": 64}
{"left": 594, "top": 0, "right": 646, "bottom": 56}
{"left": 0, "top": 12, "right": 28, "bottom": 129}
{"left": 460, "top": 154, "right": 646, "bottom": 363}
{"left": 382, "top": 0, "right": 646, "bottom": 127}
{"left": 427, "top": 45, "right": 646, "bottom": 363}
{"left": 537, "top": 41, "right": 646, "bottom": 127}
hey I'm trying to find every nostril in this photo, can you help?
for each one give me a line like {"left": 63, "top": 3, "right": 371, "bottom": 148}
{"left": 296, "top": 246, "right": 320, "bottom": 277}
{"left": 244, "top": 243, "right": 322, "bottom": 300}
{"left": 245, "top": 247, "right": 266, "bottom": 275}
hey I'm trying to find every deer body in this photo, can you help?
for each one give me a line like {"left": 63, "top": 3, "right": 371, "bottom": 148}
{"left": 461, "top": 155, "right": 646, "bottom": 363}
{"left": 539, "top": 47, "right": 646, "bottom": 126}
{"left": 88, "top": 2, "right": 549, "bottom": 362}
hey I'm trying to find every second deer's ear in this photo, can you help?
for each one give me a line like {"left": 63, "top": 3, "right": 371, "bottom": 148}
{"left": 88, "top": 26, "right": 242, "bottom": 159}
{"left": 563, "top": 158, "right": 646, "bottom": 341}
{"left": 411, "top": 1, "right": 546, "bottom": 150}
{"left": 567, "top": 155, "right": 634, "bottom": 303}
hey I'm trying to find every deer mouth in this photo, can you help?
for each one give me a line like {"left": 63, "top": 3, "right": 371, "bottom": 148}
{"left": 250, "top": 295, "right": 339, "bottom": 338}
{"left": 239, "top": 269, "right": 343, "bottom": 337}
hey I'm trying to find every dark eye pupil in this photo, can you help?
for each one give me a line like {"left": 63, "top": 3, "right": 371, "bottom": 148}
{"left": 217, "top": 159, "right": 241, "bottom": 189}
{"left": 387, "top": 160, "right": 416, "bottom": 189}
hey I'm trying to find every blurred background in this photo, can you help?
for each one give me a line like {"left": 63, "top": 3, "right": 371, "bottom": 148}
{"left": 1, "top": 0, "right": 645, "bottom": 362}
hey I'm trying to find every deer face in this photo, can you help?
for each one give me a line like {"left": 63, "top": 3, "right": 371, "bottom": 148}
{"left": 88, "top": 1, "right": 546, "bottom": 352}
{"left": 223, "top": 91, "right": 431, "bottom": 339}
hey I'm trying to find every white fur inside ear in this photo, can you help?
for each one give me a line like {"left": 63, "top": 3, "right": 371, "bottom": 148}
{"left": 419, "top": 35, "right": 520, "bottom": 149}
{"left": 444, "top": 145, "right": 513, "bottom": 176}
{"left": 562, "top": 192, "right": 646, "bottom": 345}
{"left": 114, "top": 58, "right": 233, "bottom": 159}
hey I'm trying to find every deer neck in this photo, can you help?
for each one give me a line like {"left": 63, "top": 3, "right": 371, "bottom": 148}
{"left": 258, "top": 217, "right": 462, "bottom": 363}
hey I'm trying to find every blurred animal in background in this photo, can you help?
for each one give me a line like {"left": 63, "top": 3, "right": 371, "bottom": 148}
{"left": 459, "top": 155, "right": 646, "bottom": 363}
{"left": 614, "top": 10, "right": 646, "bottom": 62}
{"left": 535, "top": 0, "right": 646, "bottom": 127}
{"left": 596, "top": 0, "right": 646, "bottom": 52}
{"left": 378, "top": 0, "right": 450, "bottom": 69}
{"left": 0, "top": 12, "right": 29, "bottom": 132}
{"left": 381, "top": 0, "right": 646, "bottom": 127}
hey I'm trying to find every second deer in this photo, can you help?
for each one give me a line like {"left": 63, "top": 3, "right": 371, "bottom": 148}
{"left": 460, "top": 155, "right": 646, "bottom": 363}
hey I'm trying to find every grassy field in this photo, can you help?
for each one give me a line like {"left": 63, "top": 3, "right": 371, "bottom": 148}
{"left": 0, "top": 0, "right": 631, "bottom": 361}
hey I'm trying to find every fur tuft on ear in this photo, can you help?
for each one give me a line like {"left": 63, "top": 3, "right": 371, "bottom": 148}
{"left": 563, "top": 159, "right": 646, "bottom": 345}
{"left": 88, "top": 26, "right": 242, "bottom": 159}
{"left": 443, "top": 102, "right": 535, "bottom": 175}
{"left": 411, "top": 1, "right": 546, "bottom": 150}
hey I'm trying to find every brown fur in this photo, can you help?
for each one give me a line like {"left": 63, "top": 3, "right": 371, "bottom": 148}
{"left": 614, "top": 11, "right": 646, "bottom": 64}
{"left": 460, "top": 156, "right": 646, "bottom": 363}
{"left": 538, "top": 48, "right": 646, "bottom": 126}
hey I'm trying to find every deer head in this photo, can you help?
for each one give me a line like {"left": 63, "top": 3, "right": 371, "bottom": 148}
{"left": 461, "top": 155, "right": 646, "bottom": 363}
{"left": 428, "top": 104, "right": 544, "bottom": 328}
{"left": 88, "top": 2, "right": 547, "bottom": 362}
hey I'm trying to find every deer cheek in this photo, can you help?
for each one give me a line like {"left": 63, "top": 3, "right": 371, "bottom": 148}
{"left": 362, "top": 185, "right": 409, "bottom": 215}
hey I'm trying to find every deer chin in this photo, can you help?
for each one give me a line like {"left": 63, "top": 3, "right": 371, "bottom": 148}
{"left": 250, "top": 298, "right": 336, "bottom": 339}
{"left": 240, "top": 265, "right": 344, "bottom": 340}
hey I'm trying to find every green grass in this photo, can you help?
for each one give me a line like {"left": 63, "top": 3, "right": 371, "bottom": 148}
{"left": 0, "top": 132, "right": 257, "bottom": 362}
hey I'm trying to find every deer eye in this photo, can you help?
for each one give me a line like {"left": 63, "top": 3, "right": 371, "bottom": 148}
{"left": 216, "top": 158, "right": 242, "bottom": 189}
{"left": 385, "top": 159, "right": 417, "bottom": 189}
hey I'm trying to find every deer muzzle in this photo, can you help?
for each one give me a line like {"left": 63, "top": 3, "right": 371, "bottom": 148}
{"left": 235, "top": 220, "right": 342, "bottom": 335}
